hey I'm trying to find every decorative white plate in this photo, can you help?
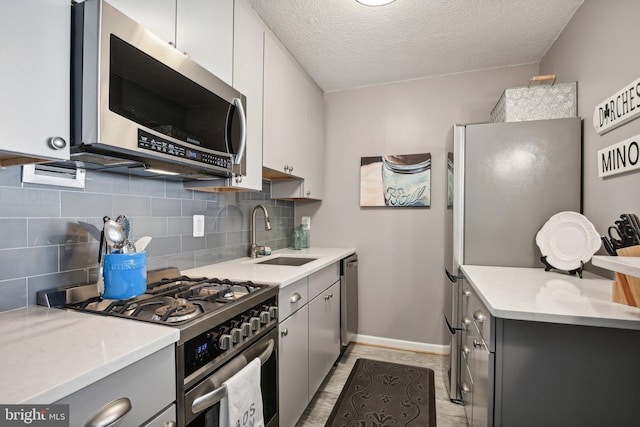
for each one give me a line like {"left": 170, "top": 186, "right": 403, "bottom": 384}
{"left": 535, "top": 211, "right": 601, "bottom": 271}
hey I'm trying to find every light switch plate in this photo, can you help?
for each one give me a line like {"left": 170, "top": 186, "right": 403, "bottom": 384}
{"left": 193, "top": 215, "right": 205, "bottom": 237}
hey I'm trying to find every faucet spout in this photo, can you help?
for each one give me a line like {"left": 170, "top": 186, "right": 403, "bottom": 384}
{"left": 250, "top": 204, "right": 271, "bottom": 258}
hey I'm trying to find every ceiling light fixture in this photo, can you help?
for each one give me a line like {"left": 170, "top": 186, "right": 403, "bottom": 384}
{"left": 356, "top": 0, "right": 396, "bottom": 6}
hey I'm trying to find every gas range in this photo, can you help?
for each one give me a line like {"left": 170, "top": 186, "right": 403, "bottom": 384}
{"left": 38, "top": 267, "right": 280, "bottom": 427}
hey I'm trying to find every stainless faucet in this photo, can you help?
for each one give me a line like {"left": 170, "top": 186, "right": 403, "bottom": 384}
{"left": 250, "top": 204, "right": 272, "bottom": 258}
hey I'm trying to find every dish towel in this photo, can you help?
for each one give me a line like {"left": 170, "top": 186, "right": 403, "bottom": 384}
{"left": 219, "top": 357, "right": 264, "bottom": 427}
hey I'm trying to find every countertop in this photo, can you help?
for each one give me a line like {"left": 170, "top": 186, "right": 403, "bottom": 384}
{"left": 184, "top": 247, "right": 356, "bottom": 287}
{"left": 1, "top": 247, "right": 354, "bottom": 405}
{"left": 0, "top": 306, "right": 178, "bottom": 404}
{"left": 461, "top": 265, "right": 640, "bottom": 330}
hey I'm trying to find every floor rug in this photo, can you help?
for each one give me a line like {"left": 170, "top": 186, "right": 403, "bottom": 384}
{"left": 325, "top": 358, "right": 436, "bottom": 427}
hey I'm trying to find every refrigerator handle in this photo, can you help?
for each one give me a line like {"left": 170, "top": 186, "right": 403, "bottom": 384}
{"left": 445, "top": 268, "right": 458, "bottom": 284}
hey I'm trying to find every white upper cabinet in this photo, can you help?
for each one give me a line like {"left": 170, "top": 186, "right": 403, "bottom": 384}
{"left": 176, "top": 0, "right": 234, "bottom": 85}
{"left": 263, "top": 31, "right": 307, "bottom": 179}
{"left": 106, "top": 0, "right": 177, "bottom": 46}
{"left": 0, "top": 0, "right": 70, "bottom": 165}
{"left": 270, "top": 77, "right": 325, "bottom": 200}
{"left": 108, "top": 0, "right": 233, "bottom": 85}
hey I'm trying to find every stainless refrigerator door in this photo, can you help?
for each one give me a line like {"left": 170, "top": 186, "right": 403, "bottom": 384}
{"left": 463, "top": 117, "right": 582, "bottom": 267}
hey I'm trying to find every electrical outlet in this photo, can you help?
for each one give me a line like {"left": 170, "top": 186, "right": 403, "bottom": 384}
{"left": 193, "top": 215, "right": 205, "bottom": 237}
{"left": 301, "top": 216, "right": 311, "bottom": 229}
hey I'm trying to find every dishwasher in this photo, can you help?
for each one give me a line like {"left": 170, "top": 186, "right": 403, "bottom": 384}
{"left": 340, "top": 254, "right": 359, "bottom": 355}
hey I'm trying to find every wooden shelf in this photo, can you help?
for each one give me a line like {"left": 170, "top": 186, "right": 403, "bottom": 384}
{"left": 592, "top": 256, "right": 640, "bottom": 278}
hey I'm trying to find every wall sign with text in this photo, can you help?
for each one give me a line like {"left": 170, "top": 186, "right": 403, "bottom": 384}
{"left": 593, "top": 76, "right": 640, "bottom": 135}
{"left": 597, "top": 133, "right": 640, "bottom": 177}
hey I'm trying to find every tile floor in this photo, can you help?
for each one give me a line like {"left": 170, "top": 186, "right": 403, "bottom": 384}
{"left": 296, "top": 343, "right": 468, "bottom": 426}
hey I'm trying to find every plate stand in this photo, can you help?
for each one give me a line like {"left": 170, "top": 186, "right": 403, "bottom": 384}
{"left": 540, "top": 256, "right": 584, "bottom": 278}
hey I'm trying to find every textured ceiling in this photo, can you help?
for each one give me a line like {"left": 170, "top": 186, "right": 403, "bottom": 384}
{"left": 245, "top": 0, "right": 584, "bottom": 92}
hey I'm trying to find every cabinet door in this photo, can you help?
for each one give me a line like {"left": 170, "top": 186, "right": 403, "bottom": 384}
{"left": 308, "top": 281, "right": 340, "bottom": 398}
{"left": 303, "top": 79, "right": 325, "bottom": 199}
{"left": 176, "top": 0, "right": 233, "bottom": 85}
{"left": 107, "top": 0, "right": 176, "bottom": 46}
{"left": 279, "top": 306, "right": 309, "bottom": 427}
{"left": 263, "top": 31, "right": 306, "bottom": 177}
{"left": 227, "top": 0, "right": 264, "bottom": 190}
{"left": 0, "top": 0, "right": 70, "bottom": 165}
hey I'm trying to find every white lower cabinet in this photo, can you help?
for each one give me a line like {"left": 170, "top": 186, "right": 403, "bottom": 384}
{"left": 55, "top": 345, "right": 176, "bottom": 426}
{"left": 279, "top": 305, "right": 310, "bottom": 427}
{"left": 308, "top": 280, "right": 340, "bottom": 395}
{"left": 278, "top": 263, "right": 341, "bottom": 427}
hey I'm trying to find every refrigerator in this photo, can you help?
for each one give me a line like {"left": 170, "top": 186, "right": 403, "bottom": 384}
{"left": 443, "top": 117, "right": 582, "bottom": 403}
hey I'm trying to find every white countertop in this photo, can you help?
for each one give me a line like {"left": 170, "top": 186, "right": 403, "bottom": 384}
{"left": 0, "top": 306, "right": 178, "bottom": 404}
{"left": 184, "top": 247, "right": 356, "bottom": 287}
{"left": 592, "top": 255, "right": 640, "bottom": 278}
{"left": 460, "top": 265, "right": 640, "bottom": 330}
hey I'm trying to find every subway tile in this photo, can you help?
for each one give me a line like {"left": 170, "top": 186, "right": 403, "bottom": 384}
{"left": 182, "top": 199, "right": 208, "bottom": 216}
{"left": 28, "top": 219, "right": 87, "bottom": 247}
{"left": 167, "top": 217, "right": 191, "bottom": 237}
{"left": 60, "top": 242, "right": 100, "bottom": 271}
{"left": 130, "top": 217, "right": 168, "bottom": 239}
{"left": 166, "top": 180, "right": 192, "bottom": 199}
{"left": 0, "top": 247, "right": 58, "bottom": 281}
{"left": 151, "top": 198, "right": 182, "bottom": 217}
{"left": 195, "top": 249, "right": 219, "bottom": 267}
{"left": 27, "top": 270, "right": 88, "bottom": 306}
{"left": 215, "top": 217, "right": 237, "bottom": 232}
{"left": 112, "top": 194, "right": 151, "bottom": 217}
{"left": 206, "top": 232, "right": 227, "bottom": 249}
{"left": 147, "top": 236, "right": 181, "bottom": 257}
{"left": 0, "top": 187, "right": 60, "bottom": 217}
{"left": 218, "top": 246, "right": 247, "bottom": 262}
{"left": 193, "top": 190, "right": 219, "bottom": 201}
{"left": 84, "top": 170, "right": 131, "bottom": 194}
{"left": 0, "top": 166, "right": 24, "bottom": 187}
{"left": 0, "top": 279, "right": 27, "bottom": 312}
{"left": 130, "top": 177, "right": 166, "bottom": 198}
{"left": 61, "top": 192, "right": 111, "bottom": 217}
{"left": 0, "top": 219, "right": 27, "bottom": 249}
{"left": 227, "top": 230, "right": 249, "bottom": 246}
{"left": 182, "top": 235, "right": 206, "bottom": 252}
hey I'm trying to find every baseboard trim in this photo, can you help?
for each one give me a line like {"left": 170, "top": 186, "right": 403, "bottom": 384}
{"left": 351, "top": 334, "right": 449, "bottom": 355}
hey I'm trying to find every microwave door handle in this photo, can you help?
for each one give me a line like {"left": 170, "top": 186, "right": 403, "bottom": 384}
{"left": 229, "top": 97, "right": 246, "bottom": 165}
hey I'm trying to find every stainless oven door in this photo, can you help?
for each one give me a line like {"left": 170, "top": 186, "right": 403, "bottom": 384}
{"left": 185, "top": 327, "right": 278, "bottom": 427}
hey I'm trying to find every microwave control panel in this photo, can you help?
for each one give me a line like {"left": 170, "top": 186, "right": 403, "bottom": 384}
{"left": 137, "top": 129, "right": 232, "bottom": 170}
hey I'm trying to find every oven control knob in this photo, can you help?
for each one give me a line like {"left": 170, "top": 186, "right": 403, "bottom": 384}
{"left": 250, "top": 317, "right": 261, "bottom": 331}
{"left": 231, "top": 328, "right": 242, "bottom": 343}
{"left": 218, "top": 334, "right": 232, "bottom": 350}
{"left": 241, "top": 322, "right": 252, "bottom": 337}
{"left": 268, "top": 306, "right": 278, "bottom": 320}
{"left": 260, "top": 311, "right": 270, "bottom": 324}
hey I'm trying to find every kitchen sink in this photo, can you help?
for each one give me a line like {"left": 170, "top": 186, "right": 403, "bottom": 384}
{"left": 255, "top": 256, "right": 318, "bottom": 266}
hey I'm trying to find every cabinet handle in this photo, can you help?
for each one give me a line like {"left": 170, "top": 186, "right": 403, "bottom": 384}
{"left": 461, "top": 316, "right": 471, "bottom": 329}
{"left": 324, "top": 292, "right": 333, "bottom": 300}
{"left": 289, "top": 165, "right": 294, "bottom": 173}
{"left": 306, "top": 190, "right": 311, "bottom": 196}
{"left": 48, "top": 136, "right": 67, "bottom": 150}
{"left": 283, "top": 164, "right": 290, "bottom": 173}
{"left": 461, "top": 381, "right": 471, "bottom": 394}
{"left": 290, "top": 292, "right": 302, "bottom": 303}
{"left": 473, "top": 310, "right": 487, "bottom": 323}
{"left": 463, "top": 289, "right": 472, "bottom": 297}
{"left": 85, "top": 397, "right": 132, "bottom": 427}
{"left": 461, "top": 344, "right": 471, "bottom": 355}
{"left": 281, "top": 328, "right": 288, "bottom": 337}
{"left": 473, "top": 339, "right": 484, "bottom": 349}
{"left": 162, "top": 423, "right": 177, "bottom": 427}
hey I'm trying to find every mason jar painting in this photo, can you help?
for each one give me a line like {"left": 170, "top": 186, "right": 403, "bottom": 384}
{"left": 360, "top": 153, "right": 431, "bottom": 207}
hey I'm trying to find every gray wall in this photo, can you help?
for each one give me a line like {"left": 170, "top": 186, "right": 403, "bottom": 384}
{"left": 297, "top": 63, "right": 540, "bottom": 345}
{"left": 540, "top": 0, "right": 640, "bottom": 258}
{"left": 0, "top": 166, "right": 293, "bottom": 312}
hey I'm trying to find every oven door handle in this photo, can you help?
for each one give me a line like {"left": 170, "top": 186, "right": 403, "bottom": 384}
{"left": 191, "top": 338, "right": 275, "bottom": 414}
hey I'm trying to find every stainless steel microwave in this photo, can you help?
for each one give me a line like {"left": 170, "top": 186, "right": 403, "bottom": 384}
{"left": 70, "top": 0, "right": 247, "bottom": 179}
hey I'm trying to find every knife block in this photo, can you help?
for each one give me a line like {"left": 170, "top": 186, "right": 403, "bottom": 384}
{"left": 612, "top": 246, "right": 640, "bottom": 307}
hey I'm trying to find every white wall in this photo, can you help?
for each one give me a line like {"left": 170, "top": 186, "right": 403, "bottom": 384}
{"left": 297, "top": 64, "right": 539, "bottom": 347}
{"left": 540, "top": 0, "right": 640, "bottom": 263}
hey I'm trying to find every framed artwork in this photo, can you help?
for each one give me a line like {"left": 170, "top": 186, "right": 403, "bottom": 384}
{"left": 360, "top": 153, "right": 431, "bottom": 207}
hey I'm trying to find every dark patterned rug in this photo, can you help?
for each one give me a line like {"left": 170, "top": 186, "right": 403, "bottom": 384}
{"left": 325, "top": 358, "right": 436, "bottom": 427}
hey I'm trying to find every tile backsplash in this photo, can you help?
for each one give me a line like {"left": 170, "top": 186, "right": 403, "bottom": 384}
{"left": 0, "top": 166, "right": 294, "bottom": 312}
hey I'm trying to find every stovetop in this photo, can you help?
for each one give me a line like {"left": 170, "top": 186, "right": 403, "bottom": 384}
{"left": 37, "top": 267, "right": 279, "bottom": 337}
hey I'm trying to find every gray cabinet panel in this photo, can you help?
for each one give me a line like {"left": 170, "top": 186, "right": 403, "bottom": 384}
{"left": 279, "top": 306, "right": 309, "bottom": 427}
{"left": 309, "top": 280, "right": 340, "bottom": 397}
